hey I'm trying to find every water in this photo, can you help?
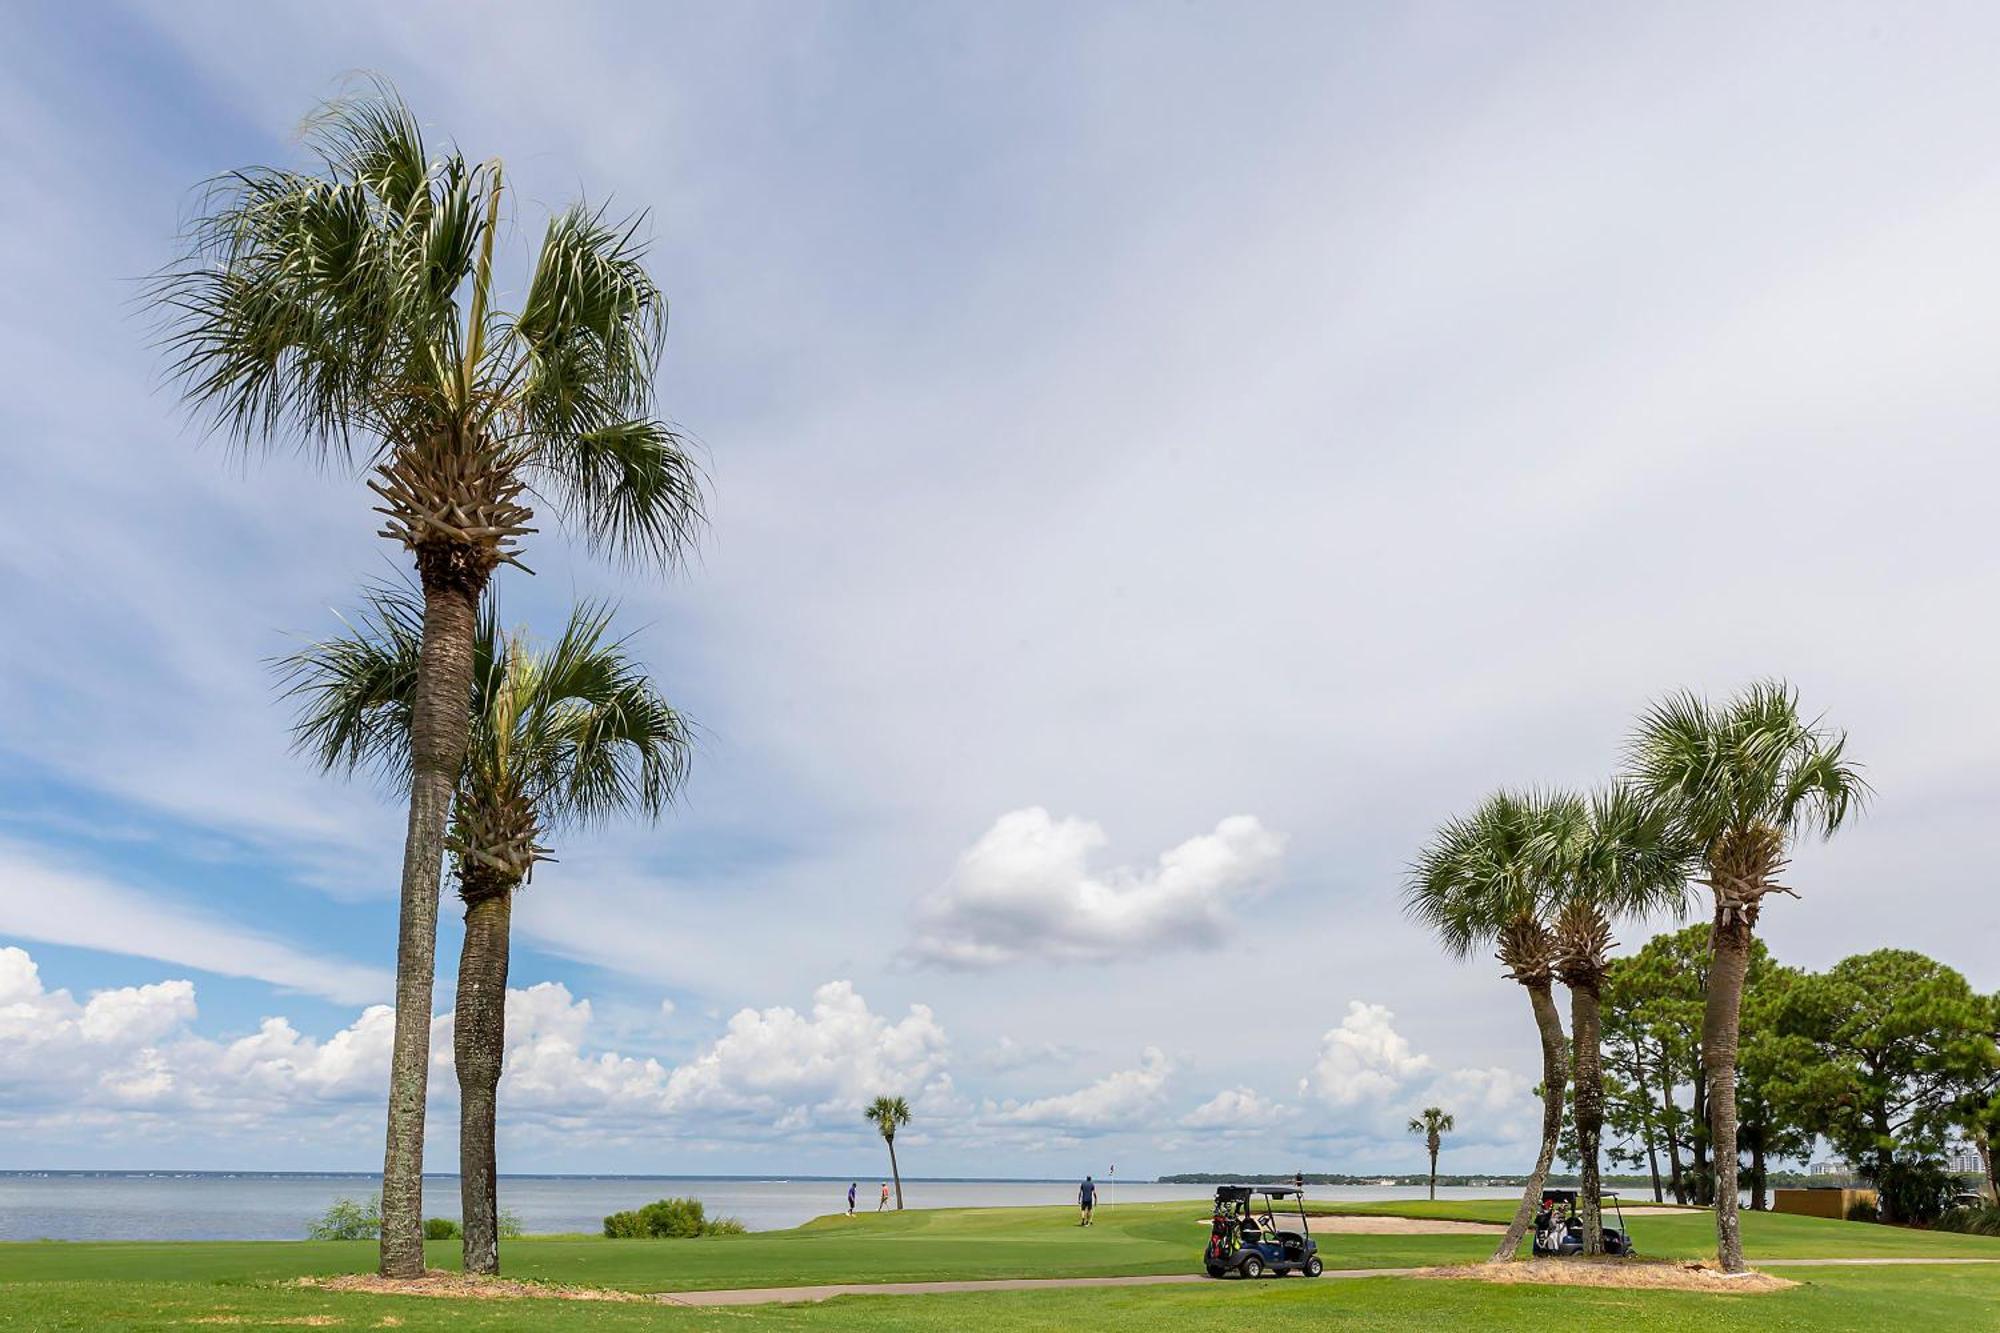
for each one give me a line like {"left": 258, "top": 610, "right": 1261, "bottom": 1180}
{"left": 0, "top": 1173, "right": 1516, "bottom": 1241}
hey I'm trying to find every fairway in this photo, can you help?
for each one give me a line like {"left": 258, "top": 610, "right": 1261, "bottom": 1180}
{"left": 1, "top": 1199, "right": 1995, "bottom": 1330}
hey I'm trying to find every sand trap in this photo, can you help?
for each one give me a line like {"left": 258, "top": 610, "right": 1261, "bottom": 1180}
{"left": 1415, "top": 1258, "right": 1795, "bottom": 1294}
{"left": 1199, "top": 1215, "right": 1504, "bottom": 1235}
{"left": 299, "top": 1273, "right": 648, "bottom": 1303}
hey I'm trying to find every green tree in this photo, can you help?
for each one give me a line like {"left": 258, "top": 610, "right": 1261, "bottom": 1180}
{"left": 1735, "top": 963, "right": 1815, "bottom": 1211}
{"left": 283, "top": 585, "right": 692, "bottom": 1272}
{"left": 1768, "top": 950, "right": 1999, "bottom": 1222}
{"left": 1406, "top": 791, "right": 1577, "bottom": 1261}
{"left": 1627, "top": 681, "right": 1865, "bottom": 1271}
{"left": 1407, "top": 1107, "right": 1455, "bottom": 1201}
{"left": 866, "top": 1096, "right": 913, "bottom": 1210}
{"left": 158, "top": 82, "right": 703, "bottom": 1277}
{"left": 1550, "top": 784, "right": 1693, "bottom": 1252}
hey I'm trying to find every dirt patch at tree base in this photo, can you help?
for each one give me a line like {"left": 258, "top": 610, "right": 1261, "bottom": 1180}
{"left": 1414, "top": 1258, "right": 1796, "bottom": 1293}
{"left": 299, "top": 1272, "right": 649, "bottom": 1303}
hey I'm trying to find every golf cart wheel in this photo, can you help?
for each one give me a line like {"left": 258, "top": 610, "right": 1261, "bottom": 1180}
{"left": 1205, "top": 1264, "right": 1224, "bottom": 1279}
{"left": 1239, "top": 1254, "right": 1263, "bottom": 1279}
{"left": 1304, "top": 1256, "right": 1324, "bottom": 1278}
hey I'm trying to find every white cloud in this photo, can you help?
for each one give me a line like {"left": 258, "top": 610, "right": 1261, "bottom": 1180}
{"left": 995, "top": 1047, "right": 1174, "bottom": 1132}
{"left": 907, "top": 810, "right": 1286, "bottom": 969}
{"left": 1298, "top": 1001, "right": 1434, "bottom": 1108}
{"left": 1180, "top": 1085, "right": 1289, "bottom": 1130}
{"left": 0, "top": 842, "right": 391, "bottom": 1004}
{"left": 977, "top": 1035, "right": 1078, "bottom": 1072}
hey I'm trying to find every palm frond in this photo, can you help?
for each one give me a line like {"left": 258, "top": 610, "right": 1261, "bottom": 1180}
{"left": 275, "top": 580, "right": 426, "bottom": 791}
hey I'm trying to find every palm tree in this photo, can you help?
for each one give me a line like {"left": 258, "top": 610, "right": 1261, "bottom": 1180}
{"left": 865, "top": 1095, "right": 912, "bottom": 1210}
{"left": 1627, "top": 681, "right": 1864, "bottom": 1272}
{"left": 1407, "top": 1107, "right": 1455, "bottom": 1201}
{"left": 282, "top": 585, "right": 692, "bottom": 1274}
{"left": 1551, "top": 784, "right": 1693, "bottom": 1254}
{"left": 1406, "top": 790, "right": 1580, "bottom": 1262}
{"left": 156, "top": 82, "right": 703, "bottom": 1277}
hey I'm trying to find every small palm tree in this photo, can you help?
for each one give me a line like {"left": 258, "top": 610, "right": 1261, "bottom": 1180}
{"left": 156, "top": 81, "right": 703, "bottom": 1277}
{"left": 282, "top": 584, "right": 692, "bottom": 1274}
{"left": 865, "top": 1096, "right": 912, "bottom": 1210}
{"left": 1627, "top": 681, "right": 1864, "bottom": 1273}
{"left": 1406, "top": 790, "right": 1578, "bottom": 1262}
{"left": 1551, "top": 784, "right": 1693, "bottom": 1254}
{"left": 1407, "top": 1107, "right": 1455, "bottom": 1201}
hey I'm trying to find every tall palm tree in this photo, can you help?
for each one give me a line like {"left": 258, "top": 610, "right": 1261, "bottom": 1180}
{"left": 156, "top": 82, "right": 703, "bottom": 1277}
{"left": 1407, "top": 1107, "right": 1455, "bottom": 1201}
{"left": 865, "top": 1095, "right": 912, "bottom": 1210}
{"left": 1627, "top": 681, "right": 1864, "bottom": 1273}
{"left": 1406, "top": 790, "right": 1580, "bottom": 1262}
{"left": 1551, "top": 784, "right": 1693, "bottom": 1254}
{"left": 282, "top": 585, "right": 692, "bottom": 1273}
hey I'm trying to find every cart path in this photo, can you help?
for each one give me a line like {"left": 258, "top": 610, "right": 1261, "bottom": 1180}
{"left": 652, "top": 1269, "right": 1421, "bottom": 1306}
{"left": 651, "top": 1258, "right": 2000, "bottom": 1307}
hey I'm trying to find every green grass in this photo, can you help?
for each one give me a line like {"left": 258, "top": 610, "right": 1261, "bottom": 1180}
{"left": 0, "top": 1200, "right": 1993, "bottom": 1331}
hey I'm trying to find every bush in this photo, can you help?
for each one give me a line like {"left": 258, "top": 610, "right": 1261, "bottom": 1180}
{"left": 1845, "top": 1198, "right": 1879, "bottom": 1223}
{"left": 423, "top": 1217, "right": 461, "bottom": 1240}
{"left": 1869, "top": 1158, "right": 1957, "bottom": 1225}
{"left": 602, "top": 1197, "right": 744, "bottom": 1239}
{"left": 307, "top": 1194, "right": 382, "bottom": 1241}
{"left": 1933, "top": 1204, "right": 2000, "bottom": 1236}
{"left": 499, "top": 1208, "right": 525, "bottom": 1240}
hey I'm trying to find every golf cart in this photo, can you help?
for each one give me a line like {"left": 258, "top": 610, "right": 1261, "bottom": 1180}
{"left": 1204, "top": 1184, "right": 1322, "bottom": 1278}
{"left": 1532, "top": 1188, "right": 1634, "bottom": 1257}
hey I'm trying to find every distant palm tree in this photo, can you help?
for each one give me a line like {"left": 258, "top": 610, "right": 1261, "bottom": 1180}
{"left": 1406, "top": 791, "right": 1578, "bottom": 1262}
{"left": 1407, "top": 1107, "right": 1455, "bottom": 1201}
{"left": 865, "top": 1096, "right": 912, "bottom": 1210}
{"left": 1627, "top": 682, "right": 1864, "bottom": 1273}
{"left": 282, "top": 584, "right": 692, "bottom": 1274}
{"left": 1551, "top": 784, "right": 1693, "bottom": 1254}
{"left": 156, "top": 81, "right": 703, "bottom": 1277}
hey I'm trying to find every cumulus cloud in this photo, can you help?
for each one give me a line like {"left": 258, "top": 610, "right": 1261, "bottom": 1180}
{"left": 906, "top": 809, "right": 1286, "bottom": 969}
{"left": 1297, "top": 1001, "right": 1434, "bottom": 1108}
{"left": 1180, "top": 1085, "right": 1290, "bottom": 1130}
{"left": 994, "top": 1047, "right": 1174, "bottom": 1132}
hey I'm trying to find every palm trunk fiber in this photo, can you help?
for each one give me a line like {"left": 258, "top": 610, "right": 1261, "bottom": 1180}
{"left": 380, "top": 578, "right": 480, "bottom": 1278}
{"left": 1571, "top": 980, "right": 1606, "bottom": 1255}
{"left": 457, "top": 889, "right": 514, "bottom": 1274}
{"left": 1705, "top": 917, "right": 1753, "bottom": 1273}
{"left": 888, "top": 1139, "right": 904, "bottom": 1210}
{"left": 1493, "top": 979, "right": 1569, "bottom": 1262}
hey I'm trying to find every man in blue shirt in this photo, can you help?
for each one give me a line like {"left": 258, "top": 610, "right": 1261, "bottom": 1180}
{"left": 1078, "top": 1174, "right": 1098, "bottom": 1226}
{"left": 846, "top": 1182, "right": 857, "bottom": 1217}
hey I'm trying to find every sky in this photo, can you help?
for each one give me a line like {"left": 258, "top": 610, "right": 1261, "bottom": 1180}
{"left": 3, "top": 0, "right": 1998, "bottom": 1181}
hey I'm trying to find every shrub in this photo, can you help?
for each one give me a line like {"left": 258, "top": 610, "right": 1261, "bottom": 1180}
{"left": 307, "top": 1194, "right": 382, "bottom": 1241}
{"left": 1845, "top": 1198, "right": 1878, "bottom": 1223}
{"left": 602, "top": 1197, "right": 743, "bottom": 1239}
{"left": 423, "top": 1217, "right": 461, "bottom": 1240}
{"left": 1869, "top": 1158, "right": 1957, "bottom": 1225}
{"left": 1933, "top": 1204, "right": 2000, "bottom": 1236}
{"left": 499, "top": 1208, "right": 525, "bottom": 1240}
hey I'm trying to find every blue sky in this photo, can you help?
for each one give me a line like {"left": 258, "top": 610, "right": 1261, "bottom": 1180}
{"left": 3, "top": 0, "right": 1999, "bottom": 1179}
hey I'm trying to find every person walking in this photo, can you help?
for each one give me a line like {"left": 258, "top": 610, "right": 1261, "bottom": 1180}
{"left": 847, "top": 1182, "right": 857, "bottom": 1217}
{"left": 878, "top": 1182, "right": 891, "bottom": 1211}
{"left": 1078, "top": 1174, "right": 1098, "bottom": 1226}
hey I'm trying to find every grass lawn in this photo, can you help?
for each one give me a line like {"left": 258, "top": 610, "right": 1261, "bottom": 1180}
{"left": 0, "top": 1200, "right": 1993, "bottom": 1330}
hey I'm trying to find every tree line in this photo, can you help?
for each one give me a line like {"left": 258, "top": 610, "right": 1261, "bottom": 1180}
{"left": 1575, "top": 925, "right": 1998, "bottom": 1223}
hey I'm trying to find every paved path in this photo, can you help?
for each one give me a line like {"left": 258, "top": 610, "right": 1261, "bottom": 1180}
{"left": 651, "top": 1258, "right": 2000, "bottom": 1307}
{"left": 654, "top": 1269, "right": 1423, "bottom": 1307}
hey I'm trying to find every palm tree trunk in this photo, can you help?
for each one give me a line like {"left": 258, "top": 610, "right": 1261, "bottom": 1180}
{"left": 1493, "top": 979, "right": 1569, "bottom": 1262}
{"left": 456, "top": 888, "right": 514, "bottom": 1275}
{"left": 1977, "top": 1132, "right": 1997, "bottom": 1202}
{"left": 887, "top": 1137, "right": 904, "bottom": 1210}
{"left": 1571, "top": 979, "right": 1606, "bottom": 1255}
{"left": 1705, "top": 916, "right": 1753, "bottom": 1273}
{"left": 1428, "top": 1142, "right": 1438, "bottom": 1201}
{"left": 380, "top": 575, "right": 481, "bottom": 1279}
{"left": 1690, "top": 1065, "right": 1712, "bottom": 1206}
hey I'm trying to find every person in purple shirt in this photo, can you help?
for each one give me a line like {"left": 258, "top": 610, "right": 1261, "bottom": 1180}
{"left": 846, "top": 1182, "right": 857, "bottom": 1217}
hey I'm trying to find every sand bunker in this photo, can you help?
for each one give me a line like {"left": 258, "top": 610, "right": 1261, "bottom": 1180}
{"left": 1415, "top": 1258, "right": 1796, "bottom": 1294}
{"left": 299, "top": 1273, "right": 648, "bottom": 1303}
{"left": 1200, "top": 1215, "right": 1504, "bottom": 1235}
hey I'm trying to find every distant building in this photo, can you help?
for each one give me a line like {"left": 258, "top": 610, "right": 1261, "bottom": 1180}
{"left": 1946, "top": 1147, "right": 1983, "bottom": 1176}
{"left": 1808, "top": 1160, "right": 1850, "bottom": 1177}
